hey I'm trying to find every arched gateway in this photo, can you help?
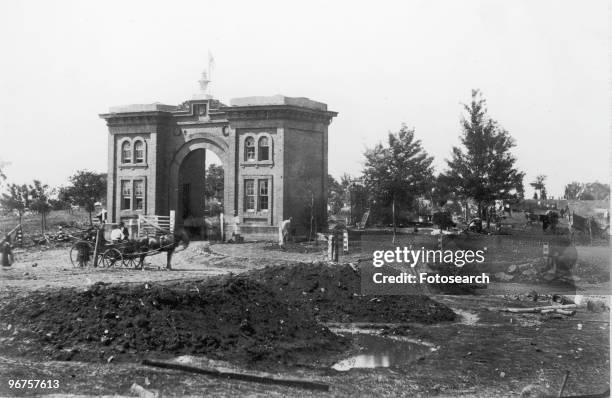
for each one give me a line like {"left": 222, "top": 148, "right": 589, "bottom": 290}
{"left": 100, "top": 82, "right": 337, "bottom": 240}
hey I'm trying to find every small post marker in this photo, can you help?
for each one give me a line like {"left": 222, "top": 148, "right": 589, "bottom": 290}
{"left": 343, "top": 230, "right": 349, "bottom": 253}
{"left": 92, "top": 228, "right": 102, "bottom": 267}
{"left": 16, "top": 226, "right": 23, "bottom": 247}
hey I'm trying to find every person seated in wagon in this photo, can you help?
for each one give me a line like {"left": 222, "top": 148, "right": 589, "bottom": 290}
{"left": 110, "top": 222, "right": 129, "bottom": 242}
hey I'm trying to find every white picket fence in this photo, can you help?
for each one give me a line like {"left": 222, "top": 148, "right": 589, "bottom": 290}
{"left": 137, "top": 211, "right": 175, "bottom": 237}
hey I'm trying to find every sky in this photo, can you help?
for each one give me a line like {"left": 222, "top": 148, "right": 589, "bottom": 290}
{"left": 0, "top": 0, "right": 608, "bottom": 198}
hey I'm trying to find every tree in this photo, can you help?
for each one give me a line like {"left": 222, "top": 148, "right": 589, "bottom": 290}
{"left": 582, "top": 181, "right": 609, "bottom": 200}
{"left": 530, "top": 175, "right": 547, "bottom": 200}
{"left": 204, "top": 164, "right": 224, "bottom": 201}
{"left": 0, "top": 159, "right": 8, "bottom": 189}
{"left": 432, "top": 211, "right": 455, "bottom": 230}
{"left": 564, "top": 182, "right": 582, "bottom": 200}
{"left": 439, "top": 90, "right": 524, "bottom": 227}
{"left": 564, "top": 181, "right": 610, "bottom": 200}
{"left": 52, "top": 186, "right": 73, "bottom": 211}
{"left": 64, "top": 171, "right": 107, "bottom": 225}
{"left": 339, "top": 174, "right": 369, "bottom": 225}
{"left": 0, "top": 183, "right": 30, "bottom": 223}
{"left": 29, "top": 180, "right": 52, "bottom": 233}
{"left": 363, "top": 124, "right": 434, "bottom": 241}
{"left": 327, "top": 174, "right": 344, "bottom": 215}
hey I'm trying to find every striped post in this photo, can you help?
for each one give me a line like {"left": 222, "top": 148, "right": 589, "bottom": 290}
{"left": 169, "top": 210, "right": 176, "bottom": 233}
{"left": 16, "top": 226, "right": 23, "bottom": 247}
{"left": 343, "top": 230, "right": 349, "bottom": 253}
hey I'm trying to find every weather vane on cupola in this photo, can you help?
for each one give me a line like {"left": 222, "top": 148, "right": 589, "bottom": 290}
{"left": 193, "top": 51, "right": 215, "bottom": 100}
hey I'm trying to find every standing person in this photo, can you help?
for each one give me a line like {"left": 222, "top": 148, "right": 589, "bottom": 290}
{"left": 95, "top": 202, "right": 108, "bottom": 224}
{"left": 279, "top": 217, "right": 292, "bottom": 248}
{"left": 1, "top": 235, "right": 14, "bottom": 268}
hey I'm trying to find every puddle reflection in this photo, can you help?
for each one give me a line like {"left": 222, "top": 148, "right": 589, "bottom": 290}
{"left": 332, "top": 333, "right": 429, "bottom": 371}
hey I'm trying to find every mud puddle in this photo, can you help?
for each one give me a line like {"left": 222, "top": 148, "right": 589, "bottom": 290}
{"left": 331, "top": 331, "right": 432, "bottom": 371}
{"left": 452, "top": 308, "right": 480, "bottom": 325}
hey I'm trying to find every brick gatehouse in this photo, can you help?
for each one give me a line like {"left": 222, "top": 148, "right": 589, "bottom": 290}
{"left": 100, "top": 71, "right": 337, "bottom": 240}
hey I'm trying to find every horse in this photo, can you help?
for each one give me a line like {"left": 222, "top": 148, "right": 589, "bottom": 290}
{"left": 136, "top": 228, "right": 190, "bottom": 269}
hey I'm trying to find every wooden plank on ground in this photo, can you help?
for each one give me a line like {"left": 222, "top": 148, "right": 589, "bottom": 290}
{"left": 141, "top": 359, "right": 329, "bottom": 392}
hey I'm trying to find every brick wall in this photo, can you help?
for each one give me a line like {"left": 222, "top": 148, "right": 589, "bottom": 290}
{"left": 283, "top": 124, "right": 327, "bottom": 236}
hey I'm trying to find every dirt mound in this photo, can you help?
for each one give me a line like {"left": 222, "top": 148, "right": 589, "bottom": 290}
{"left": 249, "top": 262, "right": 456, "bottom": 323}
{"left": 0, "top": 276, "right": 348, "bottom": 364}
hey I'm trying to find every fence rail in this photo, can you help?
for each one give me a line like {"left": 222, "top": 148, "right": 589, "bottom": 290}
{"left": 137, "top": 212, "right": 175, "bottom": 238}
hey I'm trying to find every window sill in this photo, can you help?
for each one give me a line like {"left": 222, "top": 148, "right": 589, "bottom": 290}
{"left": 242, "top": 210, "right": 270, "bottom": 216}
{"left": 119, "top": 163, "right": 148, "bottom": 170}
{"left": 240, "top": 161, "right": 273, "bottom": 168}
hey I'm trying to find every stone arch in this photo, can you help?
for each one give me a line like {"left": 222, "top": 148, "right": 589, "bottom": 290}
{"left": 168, "top": 137, "right": 230, "bottom": 219}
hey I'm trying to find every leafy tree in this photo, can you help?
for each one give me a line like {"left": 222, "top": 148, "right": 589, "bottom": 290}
{"left": 530, "top": 175, "right": 547, "bottom": 200}
{"left": 327, "top": 174, "right": 344, "bottom": 215}
{"left": 0, "top": 183, "right": 30, "bottom": 223}
{"left": 348, "top": 181, "right": 369, "bottom": 227}
{"left": 29, "top": 180, "right": 52, "bottom": 233}
{"left": 340, "top": 174, "right": 369, "bottom": 226}
{"left": 564, "top": 182, "right": 582, "bottom": 200}
{"left": 327, "top": 174, "right": 370, "bottom": 225}
{"left": 363, "top": 124, "right": 434, "bottom": 240}
{"left": 431, "top": 176, "right": 469, "bottom": 220}
{"left": 204, "top": 164, "right": 224, "bottom": 200}
{"left": 0, "top": 159, "right": 8, "bottom": 189}
{"left": 439, "top": 90, "right": 524, "bottom": 227}
{"left": 432, "top": 211, "right": 455, "bottom": 230}
{"left": 52, "top": 186, "right": 73, "bottom": 211}
{"left": 564, "top": 181, "right": 610, "bottom": 200}
{"left": 64, "top": 171, "right": 107, "bottom": 225}
{"left": 582, "top": 181, "right": 610, "bottom": 200}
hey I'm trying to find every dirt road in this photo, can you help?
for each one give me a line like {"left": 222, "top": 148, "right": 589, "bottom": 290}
{"left": 0, "top": 241, "right": 609, "bottom": 397}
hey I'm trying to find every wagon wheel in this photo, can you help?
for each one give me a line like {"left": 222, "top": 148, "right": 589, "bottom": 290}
{"left": 70, "top": 241, "right": 93, "bottom": 267}
{"left": 101, "top": 248, "right": 123, "bottom": 268}
{"left": 122, "top": 253, "right": 143, "bottom": 269}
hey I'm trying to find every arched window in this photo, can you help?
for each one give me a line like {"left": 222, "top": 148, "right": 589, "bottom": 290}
{"left": 258, "top": 136, "right": 270, "bottom": 161}
{"left": 245, "top": 137, "right": 255, "bottom": 161}
{"left": 134, "top": 140, "right": 145, "bottom": 164}
{"left": 121, "top": 141, "right": 132, "bottom": 164}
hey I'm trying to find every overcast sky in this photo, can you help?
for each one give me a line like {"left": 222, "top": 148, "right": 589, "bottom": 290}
{"left": 0, "top": 0, "right": 608, "bottom": 198}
